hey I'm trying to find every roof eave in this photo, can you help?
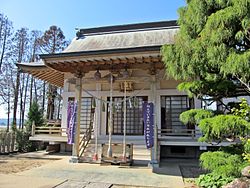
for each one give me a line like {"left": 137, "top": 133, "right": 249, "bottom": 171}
{"left": 39, "top": 45, "right": 162, "bottom": 59}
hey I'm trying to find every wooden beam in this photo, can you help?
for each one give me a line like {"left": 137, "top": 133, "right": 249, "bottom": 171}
{"left": 44, "top": 53, "right": 164, "bottom": 73}
{"left": 27, "top": 69, "right": 64, "bottom": 87}
{"left": 38, "top": 72, "right": 63, "bottom": 81}
{"left": 31, "top": 71, "right": 48, "bottom": 77}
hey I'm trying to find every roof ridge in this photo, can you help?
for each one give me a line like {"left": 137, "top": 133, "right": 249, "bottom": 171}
{"left": 76, "top": 20, "right": 178, "bottom": 37}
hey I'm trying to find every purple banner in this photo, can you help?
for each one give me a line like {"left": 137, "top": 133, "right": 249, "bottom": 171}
{"left": 67, "top": 101, "right": 77, "bottom": 144}
{"left": 143, "top": 102, "right": 154, "bottom": 149}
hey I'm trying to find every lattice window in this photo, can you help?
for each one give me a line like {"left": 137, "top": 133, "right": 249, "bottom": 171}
{"left": 161, "top": 96, "right": 189, "bottom": 130}
{"left": 107, "top": 96, "right": 147, "bottom": 135}
{"left": 80, "top": 98, "right": 93, "bottom": 130}
{"left": 68, "top": 97, "right": 93, "bottom": 132}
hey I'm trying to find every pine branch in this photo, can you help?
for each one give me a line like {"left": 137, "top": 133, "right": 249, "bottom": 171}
{"left": 235, "top": 76, "right": 250, "bottom": 93}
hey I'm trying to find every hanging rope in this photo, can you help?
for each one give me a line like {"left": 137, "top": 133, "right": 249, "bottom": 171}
{"left": 122, "top": 81, "right": 127, "bottom": 161}
{"left": 75, "top": 75, "right": 152, "bottom": 159}
{"left": 107, "top": 74, "right": 113, "bottom": 157}
{"left": 81, "top": 76, "right": 151, "bottom": 106}
{"left": 93, "top": 89, "right": 99, "bottom": 161}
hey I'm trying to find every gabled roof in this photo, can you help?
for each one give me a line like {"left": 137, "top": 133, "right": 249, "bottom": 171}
{"left": 63, "top": 20, "right": 178, "bottom": 53}
{"left": 17, "top": 20, "right": 179, "bottom": 87}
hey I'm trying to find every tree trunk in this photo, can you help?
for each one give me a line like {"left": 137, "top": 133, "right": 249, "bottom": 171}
{"left": 0, "top": 16, "right": 3, "bottom": 45}
{"left": 0, "top": 24, "right": 7, "bottom": 70}
{"left": 57, "top": 88, "right": 62, "bottom": 119}
{"left": 6, "top": 85, "right": 10, "bottom": 132}
{"left": 22, "top": 74, "right": 29, "bottom": 129}
{"left": 46, "top": 84, "right": 57, "bottom": 120}
{"left": 19, "top": 74, "right": 25, "bottom": 129}
{"left": 29, "top": 76, "right": 33, "bottom": 107}
{"left": 42, "top": 81, "right": 46, "bottom": 113}
{"left": 34, "top": 79, "right": 38, "bottom": 103}
{"left": 13, "top": 70, "right": 20, "bottom": 130}
{"left": 13, "top": 28, "right": 28, "bottom": 130}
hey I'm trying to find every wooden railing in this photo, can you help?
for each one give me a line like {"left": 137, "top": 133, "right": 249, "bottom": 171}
{"left": 158, "top": 129, "right": 201, "bottom": 139}
{"left": 32, "top": 126, "right": 67, "bottom": 136}
{"left": 31, "top": 124, "right": 87, "bottom": 137}
{"left": 79, "top": 108, "right": 95, "bottom": 157}
{"left": 46, "top": 120, "right": 61, "bottom": 127}
{"left": 31, "top": 107, "right": 95, "bottom": 157}
{"left": 79, "top": 126, "right": 93, "bottom": 157}
{"left": 31, "top": 120, "right": 64, "bottom": 136}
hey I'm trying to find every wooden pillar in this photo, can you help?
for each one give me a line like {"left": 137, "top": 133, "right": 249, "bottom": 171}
{"left": 93, "top": 83, "right": 101, "bottom": 160}
{"left": 107, "top": 74, "right": 113, "bottom": 157}
{"left": 31, "top": 121, "right": 35, "bottom": 136}
{"left": 61, "top": 78, "right": 70, "bottom": 137}
{"left": 96, "top": 83, "right": 101, "bottom": 137}
{"left": 122, "top": 81, "right": 127, "bottom": 160}
{"left": 70, "top": 72, "right": 83, "bottom": 163}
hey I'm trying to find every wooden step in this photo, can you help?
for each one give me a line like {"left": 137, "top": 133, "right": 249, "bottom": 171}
{"left": 79, "top": 141, "right": 151, "bottom": 165}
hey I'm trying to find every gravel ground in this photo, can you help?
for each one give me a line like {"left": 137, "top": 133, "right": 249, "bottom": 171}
{"left": 0, "top": 155, "right": 57, "bottom": 174}
{"left": 0, "top": 152, "right": 203, "bottom": 188}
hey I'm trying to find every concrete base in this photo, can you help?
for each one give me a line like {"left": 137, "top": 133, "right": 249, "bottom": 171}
{"left": 148, "top": 160, "right": 159, "bottom": 169}
{"left": 69, "top": 156, "right": 80, "bottom": 163}
{"left": 60, "top": 143, "right": 66, "bottom": 152}
{"left": 46, "top": 144, "right": 60, "bottom": 153}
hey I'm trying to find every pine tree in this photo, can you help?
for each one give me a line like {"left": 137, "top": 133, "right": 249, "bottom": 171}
{"left": 38, "top": 25, "right": 69, "bottom": 120}
{"left": 162, "top": 0, "right": 250, "bottom": 102}
{"left": 12, "top": 28, "right": 29, "bottom": 129}
{"left": 164, "top": 2, "right": 250, "bottom": 186}
{"left": 26, "top": 101, "right": 44, "bottom": 132}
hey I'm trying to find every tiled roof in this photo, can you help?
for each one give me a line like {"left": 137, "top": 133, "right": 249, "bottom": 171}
{"left": 63, "top": 20, "right": 178, "bottom": 53}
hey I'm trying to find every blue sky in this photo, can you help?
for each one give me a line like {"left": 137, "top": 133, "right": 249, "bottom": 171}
{"left": 1, "top": 0, "right": 186, "bottom": 40}
{"left": 0, "top": 0, "right": 186, "bottom": 118}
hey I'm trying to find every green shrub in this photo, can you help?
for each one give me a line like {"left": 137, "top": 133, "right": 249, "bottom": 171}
{"left": 198, "top": 115, "right": 250, "bottom": 142}
{"left": 200, "top": 151, "right": 244, "bottom": 177}
{"left": 16, "top": 130, "right": 45, "bottom": 152}
{"left": 15, "top": 102, "right": 46, "bottom": 152}
{"left": 231, "top": 99, "right": 250, "bottom": 163}
{"left": 177, "top": 80, "right": 236, "bottom": 99}
{"left": 180, "top": 109, "right": 214, "bottom": 125}
{"left": 232, "top": 98, "right": 250, "bottom": 120}
{"left": 25, "top": 101, "right": 45, "bottom": 132}
{"left": 243, "top": 138, "right": 250, "bottom": 162}
{"left": 196, "top": 173, "right": 234, "bottom": 188}
{"left": 195, "top": 99, "right": 250, "bottom": 188}
{"left": 16, "top": 130, "right": 38, "bottom": 152}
